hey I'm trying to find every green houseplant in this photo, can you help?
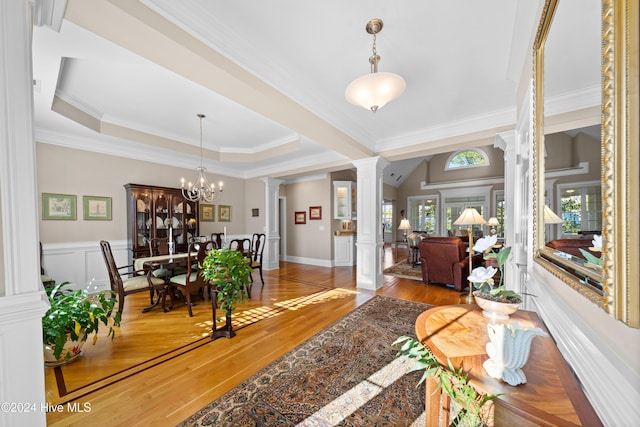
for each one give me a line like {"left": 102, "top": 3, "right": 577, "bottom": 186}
{"left": 42, "top": 281, "right": 121, "bottom": 365}
{"left": 200, "top": 248, "right": 253, "bottom": 339}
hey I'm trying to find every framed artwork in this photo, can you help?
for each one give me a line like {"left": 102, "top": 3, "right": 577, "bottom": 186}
{"left": 42, "top": 193, "right": 76, "bottom": 220}
{"left": 252, "top": 208, "right": 259, "bottom": 217}
{"left": 309, "top": 206, "right": 322, "bottom": 220}
{"left": 218, "top": 205, "right": 232, "bottom": 222}
{"left": 200, "top": 204, "right": 215, "bottom": 222}
{"left": 295, "top": 211, "right": 306, "bottom": 224}
{"left": 83, "top": 196, "right": 112, "bottom": 220}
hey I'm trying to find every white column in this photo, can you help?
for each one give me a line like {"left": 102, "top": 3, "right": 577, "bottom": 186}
{"left": 353, "top": 157, "right": 389, "bottom": 290}
{"left": 0, "top": 1, "right": 57, "bottom": 425}
{"left": 262, "top": 177, "right": 284, "bottom": 271}
{"left": 495, "top": 130, "right": 524, "bottom": 295}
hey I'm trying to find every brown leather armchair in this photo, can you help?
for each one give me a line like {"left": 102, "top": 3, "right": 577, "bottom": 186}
{"left": 418, "top": 237, "right": 482, "bottom": 292}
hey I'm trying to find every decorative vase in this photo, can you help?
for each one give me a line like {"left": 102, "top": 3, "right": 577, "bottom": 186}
{"left": 473, "top": 291, "right": 520, "bottom": 319}
{"left": 43, "top": 330, "right": 87, "bottom": 367}
{"left": 483, "top": 322, "right": 547, "bottom": 386}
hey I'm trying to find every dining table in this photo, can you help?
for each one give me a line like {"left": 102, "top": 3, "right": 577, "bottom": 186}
{"left": 135, "top": 252, "right": 194, "bottom": 312}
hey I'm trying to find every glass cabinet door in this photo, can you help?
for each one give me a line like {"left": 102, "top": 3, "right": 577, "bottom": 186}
{"left": 153, "top": 191, "right": 169, "bottom": 241}
{"left": 134, "top": 191, "right": 151, "bottom": 250}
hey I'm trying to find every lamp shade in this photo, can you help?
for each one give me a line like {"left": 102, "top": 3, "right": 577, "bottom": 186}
{"left": 543, "top": 204, "right": 563, "bottom": 224}
{"left": 345, "top": 72, "right": 406, "bottom": 112}
{"left": 487, "top": 217, "right": 500, "bottom": 226}
{"left": 453, "top": 208, "right": 487, "bottom": 226}
{"left": 398, "top": 218, "right": 411, "bottom": 230}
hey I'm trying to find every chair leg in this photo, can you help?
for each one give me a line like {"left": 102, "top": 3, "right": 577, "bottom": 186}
{"left": 259, "top": 267, "right": 264, "bottom": 286}
{"left": 186, "top": 292, "right": 193, "bottom": 317}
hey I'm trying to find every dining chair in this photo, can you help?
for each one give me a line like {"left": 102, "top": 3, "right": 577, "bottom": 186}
{"left": 250, "top": 233, "right": 266, "bottom": 286}
{"left": 100, "top": 240, "right": 165, "bottom": 313}
{"left": 168, "top": 241, "right": 210, "bottom": 316}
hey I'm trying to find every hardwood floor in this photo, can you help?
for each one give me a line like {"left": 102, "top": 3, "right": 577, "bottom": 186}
{"left": 45, "top": 249, "right": 466, "bottom": 426}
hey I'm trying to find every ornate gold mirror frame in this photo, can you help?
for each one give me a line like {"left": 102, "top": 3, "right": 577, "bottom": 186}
{"left": 533, "top": 0, "right": 639, "bottom": 327}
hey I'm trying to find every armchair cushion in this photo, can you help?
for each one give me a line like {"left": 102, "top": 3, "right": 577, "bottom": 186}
{"left": 122, "top": 275, "right": 163, "bottom": 292}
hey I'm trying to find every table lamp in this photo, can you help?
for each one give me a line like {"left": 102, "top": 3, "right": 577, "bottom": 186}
{"left": 453, "top": 208, "right": 487, "bottom": 281}
{"left": 398, "top": 218, "right": 411, "bottom": 241}
{"left": 487, "top": 217, "right": 500, "bottom": 235}
{"left": 543, "top": 204, "right": 563, "bottom": 224}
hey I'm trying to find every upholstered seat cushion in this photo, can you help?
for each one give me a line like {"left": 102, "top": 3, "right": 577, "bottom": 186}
{"left": 169, "top": 272, "right": 198, "bottom": 286}
{"left": 151, "top": 269, "right": 169, "bottom": 278}
{"left": 122, "top": 275, "right": 163, "bottom": 292}
{"left": 41, "top": 274, "right": 53, "bottom": 284}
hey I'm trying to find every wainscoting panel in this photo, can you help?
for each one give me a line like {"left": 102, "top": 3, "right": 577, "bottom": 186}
{"left": 527, "top": 263, "right": 640, "bottom": 425}
{"left": 42, "top": 240, "right": 128, "bottom": 292}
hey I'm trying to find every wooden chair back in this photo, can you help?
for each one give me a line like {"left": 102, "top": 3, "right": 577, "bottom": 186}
{"left": 229, "top": 238, "right": 251, "bottom": 257}
{"left": 148, "top": 237, "right": 169, "bottom": 256}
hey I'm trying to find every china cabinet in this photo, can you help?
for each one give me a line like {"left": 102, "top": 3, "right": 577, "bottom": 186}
{"left": 333, "top": 181, "right": 357, "bottom": 220}
{"left": 124, "top": 184, "right": 199, "bottom": 260}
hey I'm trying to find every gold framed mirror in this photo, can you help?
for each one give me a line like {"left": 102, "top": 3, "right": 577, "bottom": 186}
{"left": 533, "top": 0, "right": 639, "bottom": 327}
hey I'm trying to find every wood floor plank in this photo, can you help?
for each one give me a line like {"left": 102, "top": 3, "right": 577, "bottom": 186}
{"left": 45, "top": 250, "right": 465, "bottom": 426}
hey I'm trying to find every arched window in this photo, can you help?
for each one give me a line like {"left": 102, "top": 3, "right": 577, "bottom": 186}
{"left": 445, "top": 149, "right": 489, "bottom": 170}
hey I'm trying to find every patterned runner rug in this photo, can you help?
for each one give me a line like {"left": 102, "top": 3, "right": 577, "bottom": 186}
{"left": 383, "top": 260, "right": 423, "bottom": 281}
{"left": 179, "top": 296, "right": 431, "bottom": 426}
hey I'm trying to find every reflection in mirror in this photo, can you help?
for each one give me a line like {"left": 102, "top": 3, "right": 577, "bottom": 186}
{"left": 540, "top": 0, "right": 602, "bottom": 296}
{"left": 534, "top": 0, "right": 639, "bottom": 327}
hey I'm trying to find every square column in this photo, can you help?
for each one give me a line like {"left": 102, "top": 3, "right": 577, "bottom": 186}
{"left": 352, "top": 157, "right": 389, "bottom": 290}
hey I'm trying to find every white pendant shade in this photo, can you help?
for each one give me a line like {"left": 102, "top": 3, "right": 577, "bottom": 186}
{"left": 345, "top": 71, "right": 406, "bottom": 112}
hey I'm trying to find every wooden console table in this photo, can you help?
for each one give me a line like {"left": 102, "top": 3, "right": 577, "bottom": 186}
{"left": 415, "top": 305, "right": 601, "bottom": 426}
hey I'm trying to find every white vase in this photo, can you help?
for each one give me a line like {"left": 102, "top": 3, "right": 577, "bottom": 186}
{"left": 473, "top": 291, "right": 520, "bottom": 319}
{"left": 483, "top": 322, "right": 547, "bottom": 386}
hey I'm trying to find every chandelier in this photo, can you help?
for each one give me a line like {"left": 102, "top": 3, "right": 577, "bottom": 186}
{"left": 345, "top": 18, "right": 406, "bottom": 113}
{"left": 180, "top": 113, "right": 223, "bottom": 202}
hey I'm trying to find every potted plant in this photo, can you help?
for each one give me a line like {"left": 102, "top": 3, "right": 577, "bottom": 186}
{"left": 468, "top": 236, "right": 522, "bottom": 319}
{"left": 42, "top": 281, "right": 122, "bottom": 366}
{"left": 200, "top": 248, "right": 253, "bottom": 339}
{"left": 394, "top": 336, "right": 497, "bottom": 426}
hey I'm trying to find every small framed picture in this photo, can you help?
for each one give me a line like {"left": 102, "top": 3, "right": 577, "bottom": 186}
{"left": 218, "top": 205, "right": 232, "bottom": 222}
{"left": 200, "top": 204, "right": 215, "bottom": 222}
{"left": 83, "top": 196, "right": 112, "bottom": 220}
{"left": 309, "top": 206, "right": 322, "bottom": 220}
{"left": 295, "top": 211, "right": 306, "bottom": 224}
{"left": 42, "top": 193, "right": 76, "bottom": 220}
{"left": 252, "top": 208, "right": 259, "bottom": 217}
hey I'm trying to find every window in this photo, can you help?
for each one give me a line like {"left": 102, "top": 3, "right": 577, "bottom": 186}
{"left": 445, "top": 149, "right": 489, "bottom": 170}
{"left": 408, "top": 196, "right": 438, "bottom": 235}
{"left": 559, "top": 183, "right": 601, "bottom": 236}
{"left": 494, "top": 191, "right": 505, "bottom": 238}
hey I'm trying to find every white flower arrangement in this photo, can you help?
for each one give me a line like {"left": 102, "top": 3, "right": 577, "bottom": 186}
{"left": 466, "top": 240, "right": 521, "bottom": 303}
{"left": 472, "top": 234, "right": 497, "bottom": 253}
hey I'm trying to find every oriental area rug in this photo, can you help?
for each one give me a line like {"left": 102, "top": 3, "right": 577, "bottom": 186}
{"left": 179, "top": 296, "right": 431, "bottom": 426}
{"left": 383, "top": 260, "right": 423, "bottom": 281}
